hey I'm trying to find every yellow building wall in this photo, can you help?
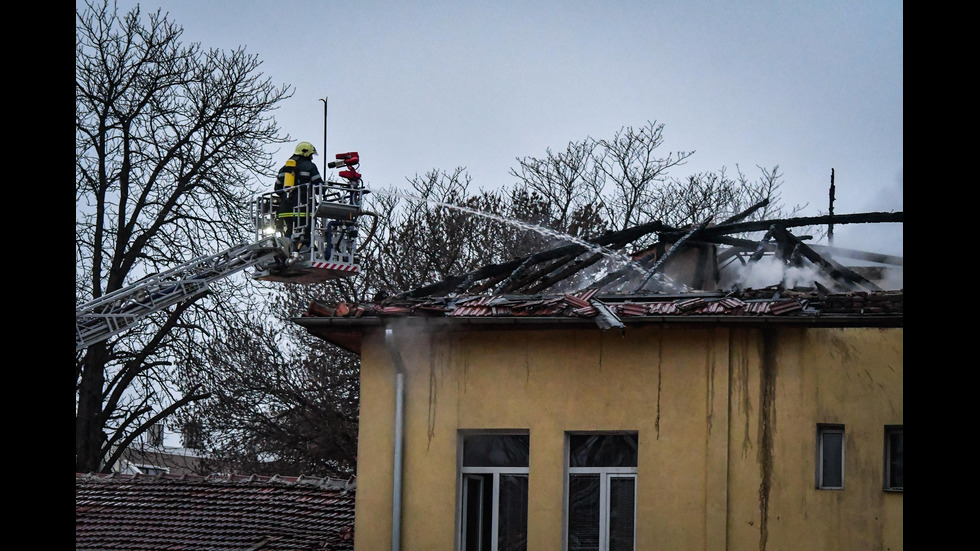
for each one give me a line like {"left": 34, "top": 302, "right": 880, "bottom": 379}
{"left": 353, "top": 320, "right": 902, "bottom": 551}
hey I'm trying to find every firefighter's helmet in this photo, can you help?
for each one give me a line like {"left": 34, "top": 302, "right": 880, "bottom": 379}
{"left": 294, "top": 141, "right": 318, "bottom": 157}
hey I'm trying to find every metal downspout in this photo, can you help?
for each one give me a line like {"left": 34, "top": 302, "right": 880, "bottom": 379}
{"left": 384, "top": 327, "right": 406, "bottom": 551}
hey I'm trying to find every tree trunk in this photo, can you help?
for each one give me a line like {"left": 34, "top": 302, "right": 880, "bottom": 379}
{"left": 76, "top": 344, "right": 108, "bottom": 473}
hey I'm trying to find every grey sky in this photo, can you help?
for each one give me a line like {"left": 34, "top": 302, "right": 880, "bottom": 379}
{"left": 95, "top": 0, "right": 903, "bottom": 257}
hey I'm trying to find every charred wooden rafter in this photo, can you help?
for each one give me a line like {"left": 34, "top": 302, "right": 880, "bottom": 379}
{"left": 392, "top": 212, "right": 901, "bottom": 300}
{"left": 523, "top": 252, "right": 605, "bottom": 294}
{"left": 394, "top": 221, "right": 665, "bottom": 300}
{"left": 767, "top": 226, "right": 881, "bottom": 291}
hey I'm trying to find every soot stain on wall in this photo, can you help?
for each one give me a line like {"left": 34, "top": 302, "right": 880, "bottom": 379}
{"left": 732, "top": 332, "right": 754, "bottom": 458}
{"left": 655, "top": 328, "right": 663, "bottom": 438}
{"left": 427, "top": 331, "right": 437, "bottom": 448}
{"left": 757, "top": 328, "right": 778, "bottom": 551}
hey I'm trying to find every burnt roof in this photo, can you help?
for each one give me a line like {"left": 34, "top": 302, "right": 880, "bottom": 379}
{"left": 386, "top": 207, "right": 903, "bottom": 299}
{"left": 296, "top": 207, "right": 903, "bottom": 354}
{"left": 298, "top": 287, "right": 903, "bottom": 354}
{"left": 75, "top": 472, "right": 355, "bottom": 551}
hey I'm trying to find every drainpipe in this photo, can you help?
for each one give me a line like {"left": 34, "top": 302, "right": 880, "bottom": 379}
{"left": 384, "top": 327, "right": 406, "bottom": 551}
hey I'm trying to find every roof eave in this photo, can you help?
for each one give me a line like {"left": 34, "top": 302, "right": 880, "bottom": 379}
{"left": 293, "top": 313, "right": 903, "bottom": 355}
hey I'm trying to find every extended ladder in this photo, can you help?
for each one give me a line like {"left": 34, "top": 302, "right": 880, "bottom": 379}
{"left": 75, "top": 237, "right": 288, "bottom": 352}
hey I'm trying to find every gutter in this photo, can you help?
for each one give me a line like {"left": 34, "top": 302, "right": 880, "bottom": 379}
{"left": 294, "top": 313, "right": 902, "bottom": 355}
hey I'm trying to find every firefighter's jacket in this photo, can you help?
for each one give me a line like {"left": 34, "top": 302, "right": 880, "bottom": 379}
{"left": 274, "top": 154, "right": 325, "bottom": 218}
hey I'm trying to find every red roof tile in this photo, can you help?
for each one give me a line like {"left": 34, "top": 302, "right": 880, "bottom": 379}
{"left": 76, "top": 472, "right": 355, "bottom": 550}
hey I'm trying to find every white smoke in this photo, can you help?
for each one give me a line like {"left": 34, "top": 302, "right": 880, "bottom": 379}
{"left": 724, "top": 257, "right": 837, "bottom": 291}
{"left": 720, "top": 255, "right": 903, "bottom": 292}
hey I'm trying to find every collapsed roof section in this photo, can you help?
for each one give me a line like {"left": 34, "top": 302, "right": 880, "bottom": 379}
{"left": 387, "top": 201, "right": 903, "bottom": 301}
{"left": 297, "top": 203, "right": 902, "bottom": 354}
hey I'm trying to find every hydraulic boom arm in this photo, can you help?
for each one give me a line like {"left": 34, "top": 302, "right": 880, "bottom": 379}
{"left": 75, "top": 237, "right": 288, "bottom": 352}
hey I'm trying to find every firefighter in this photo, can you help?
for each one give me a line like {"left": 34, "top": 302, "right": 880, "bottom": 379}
{"left": 274, "top": 141, "right": 324, "bottom": 252}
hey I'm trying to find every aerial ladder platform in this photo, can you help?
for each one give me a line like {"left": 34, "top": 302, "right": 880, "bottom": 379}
{"left": 76, "top": 151, "right": 373, "bottom": 352}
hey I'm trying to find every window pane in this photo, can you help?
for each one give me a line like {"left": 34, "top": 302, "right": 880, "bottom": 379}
{"left": 462, "top": 475, "right": 489, "bottom": 551}
{"left": 568, "top": 474, "right": 600, "bottom": 551}
{"left": 569, "top": 434, "right": 638, "bottom": 467}
{"left": 821, "top": 432, "right": 843, "bottom": 488}
{"left": 463, "top": 434, "right": 530, "bottom": 467}
{"left": 497, "top": 474, "right": 528, "bottom": 551}
{"left": 608, "top": 477, "right": 635, "bottom": 551}
{"left": 887, "top": 430, "right": 903, "bottom": 489}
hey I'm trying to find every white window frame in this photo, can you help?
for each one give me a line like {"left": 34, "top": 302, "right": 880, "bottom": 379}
{"left": 566, "top": 469, "right": 636, "bottom": 551}
{"left": 564, "top": 433, "right": 637, "bottom": 551}
{"left": 135, "top": 463, "right": 170, "bottom": 476}
{"left": 816, "top": 424, "right": 845, "bottom": 490}
{"left": 457, "top": 432, "right": 530, "bottom": 551}
{"left": 883, "top": 425, "right": 903, "bottom": 492}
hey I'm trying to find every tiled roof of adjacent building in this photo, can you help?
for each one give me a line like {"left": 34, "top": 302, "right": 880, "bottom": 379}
{"left": 75, "top": 472, "right": 355, "bottom": 551}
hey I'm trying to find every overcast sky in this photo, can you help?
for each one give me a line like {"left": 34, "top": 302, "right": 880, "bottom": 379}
{"left": 96, "top": 0, "right": 903, "bottom": 257}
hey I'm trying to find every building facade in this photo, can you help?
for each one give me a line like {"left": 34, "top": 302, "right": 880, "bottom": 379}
{"left": 300, "top": 291, "right": 903, "bottom": 551}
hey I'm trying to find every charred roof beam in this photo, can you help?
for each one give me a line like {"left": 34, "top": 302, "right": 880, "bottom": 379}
{"left": 398, "top": 221, "right": 665, "bottom": 299}
{"left": 704, "top": 211, "right": 903, "bottom": 236}
{"left": 717, "top": 198, "right": 771, "bottom": 225}
{"left": 494, "top": 255, "right": 538, "bottom": 294}
{"left": 748, "top": 226, "right": 777, "bottom": 262}
{"left": 769, "top": 226, "right": 882, "bottom": 292}
{"left": 523, "top": 252, "right": 606, "bottom": 294}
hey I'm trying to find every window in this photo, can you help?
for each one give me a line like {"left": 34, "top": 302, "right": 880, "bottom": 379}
{"left": 135, "top": 463, "right": 170, "bottom": 476}
{"left": 146, "top": 422, "right": 165, "bottom": 447}
{"left": 182, "top": 419, "right": 204, "bottom": 450}
{"left": 884, "top": 425, "right": 903, "bottom": 491}
{"left": 459, "top": 433, "right": 529, "bottom": 551}
{"left": 566, "top": 433, "right": 637, "bottom": 551}
{"left": 816, "top": 424, "right": 845, "bottom": 489}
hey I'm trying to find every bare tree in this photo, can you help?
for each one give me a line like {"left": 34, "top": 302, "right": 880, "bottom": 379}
{"left": 648, "top": 164, "right": 796, "bottom": 226}
{"left": 592, "top": 121, "right": 695, "bottom": 231}
{"left": 509, "top": 140, "right": 600, "bottom": 233}
{"left": 506, "top": 121, "right": 695, "bottom": 240}
{"left": 75, "top": 0, "right": 293, "bottom": 473}
{"left": 174, "top": 291, "right": 360, "bottom": 477}
{"left": 508, "top": 122, "right": 800, "bottom": 253}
